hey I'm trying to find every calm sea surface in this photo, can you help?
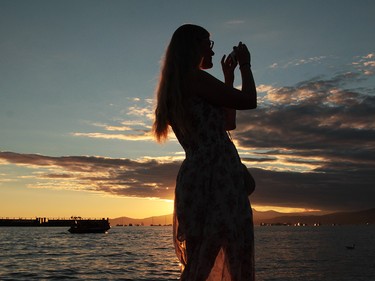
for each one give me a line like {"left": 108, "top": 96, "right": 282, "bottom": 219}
{"left": 0, "top": 225, "right": 374, "bottom": 281}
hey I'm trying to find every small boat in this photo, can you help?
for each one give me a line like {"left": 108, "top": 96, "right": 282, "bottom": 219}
{"left": 68, "top": 218, "right": 110, "bottom": 233}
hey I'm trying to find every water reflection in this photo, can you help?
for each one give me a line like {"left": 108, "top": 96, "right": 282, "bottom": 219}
{"left": 0, "top": 225, "right": 374, "bottom": 280}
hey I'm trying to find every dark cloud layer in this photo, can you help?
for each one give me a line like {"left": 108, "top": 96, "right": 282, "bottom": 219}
{"left": 0, "top": 151, "right": 180, "bottom": 200}
{"left": 234, "top": 69, "right": 375, "bottom": 211}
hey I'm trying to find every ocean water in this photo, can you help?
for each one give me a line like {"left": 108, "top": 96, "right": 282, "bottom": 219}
{"left": 0, "top": 225, "right": 374, "bottom": 281}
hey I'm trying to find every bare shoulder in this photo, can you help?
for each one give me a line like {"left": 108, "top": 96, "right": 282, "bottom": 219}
{"left": 189, "top": 69, "right": 228, "bottom": 98}
{"left": 189, "top": 69, "right": 254, "bottom": 110}
{"left": 190, "top": 69, "right": 218, "bottom": 85}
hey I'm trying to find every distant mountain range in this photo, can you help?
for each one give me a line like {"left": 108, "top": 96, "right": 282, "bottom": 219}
{"left": 110, "top": 208, "right": 375, "bottom": 226}
{"left": 257, "top": 208, "right": 375, "bottom": 225}
{"left": 110, "top": 214, "right": 172, "bottom": 226}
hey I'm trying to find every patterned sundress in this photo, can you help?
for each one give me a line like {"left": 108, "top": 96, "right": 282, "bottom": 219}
{"left": 171, "top": 96, "right": 255, "bottom": 281}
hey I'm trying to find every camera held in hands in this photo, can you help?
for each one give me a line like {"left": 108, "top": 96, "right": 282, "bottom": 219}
{"left": 229, "top": 49, "right": 237, "bottom": 65}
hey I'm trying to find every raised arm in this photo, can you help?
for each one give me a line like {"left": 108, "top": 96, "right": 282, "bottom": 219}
{"left": 221, "top": 53, "right": 237, "bottom": 130}
{"left": 236, "top": 42, "right": 257, "bottom": 106}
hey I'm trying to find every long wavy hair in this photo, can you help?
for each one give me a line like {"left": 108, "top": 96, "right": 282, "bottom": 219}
{"left": 153, "top": 24, "right": 210, "bottom": 142}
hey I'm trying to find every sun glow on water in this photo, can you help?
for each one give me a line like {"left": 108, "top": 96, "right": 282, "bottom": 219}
{"left": 253, "top": 205, "right": 322, "bottom": 214}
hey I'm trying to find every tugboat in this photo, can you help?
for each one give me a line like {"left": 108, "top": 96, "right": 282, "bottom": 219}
{"left": 68, "top": 218, "right": 110, "bottom": 233}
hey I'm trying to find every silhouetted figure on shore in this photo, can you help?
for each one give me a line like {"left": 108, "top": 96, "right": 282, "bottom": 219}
{"left": 153, "top": 24, "right": 257, "bottom": 280}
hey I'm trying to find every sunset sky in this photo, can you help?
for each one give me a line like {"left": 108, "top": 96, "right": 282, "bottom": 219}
{"left": 1, "top": 0, "right": 374, "bottom": 219}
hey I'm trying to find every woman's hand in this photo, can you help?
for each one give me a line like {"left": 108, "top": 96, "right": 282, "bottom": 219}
{"left": 221, "top": 54, "right": 237, "bottom": 86}
{"left": 236, "top": 42, "right": 251, "bottom": 67}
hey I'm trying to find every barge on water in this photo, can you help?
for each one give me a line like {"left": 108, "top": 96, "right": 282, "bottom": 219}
{"left": 68, "top": 218, "right": 110, "bottom": 233}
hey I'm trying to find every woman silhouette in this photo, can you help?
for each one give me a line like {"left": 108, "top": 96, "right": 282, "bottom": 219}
{"left": 153, "top": 24, "right": 257, "bottom": 281}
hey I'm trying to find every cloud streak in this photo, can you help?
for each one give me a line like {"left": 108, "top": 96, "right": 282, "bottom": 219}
{"left": 269, "top": 56, "right": 328, "bottom": 69}
{"left": 72, "top": 98, "right": 155, "bottom": 141}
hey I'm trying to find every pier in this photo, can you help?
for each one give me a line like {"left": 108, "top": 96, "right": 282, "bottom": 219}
{"left": 0, "top": 217, "right": 109, "bottom": 227}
